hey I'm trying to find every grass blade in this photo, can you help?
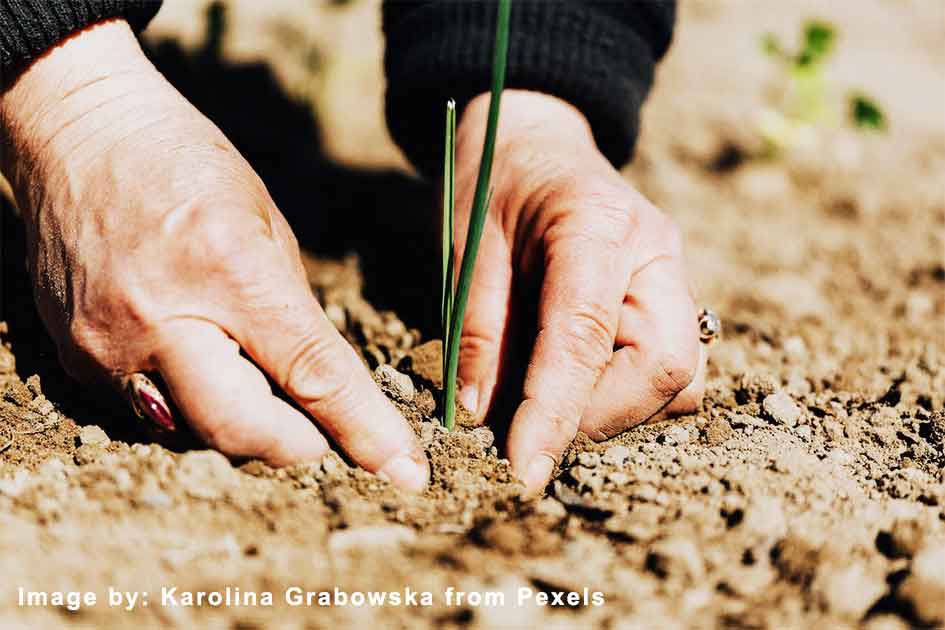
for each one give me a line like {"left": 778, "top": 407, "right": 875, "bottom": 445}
{"left": 443, "top": 0, "right": 511, "bottom": 431}
{"left": 441, "top": 99, "right": 457, "bottom": 383}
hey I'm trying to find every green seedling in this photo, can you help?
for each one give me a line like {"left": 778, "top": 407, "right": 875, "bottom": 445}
{"left": 759, "top": 19, "right": 886, "bottom": 153}
{"left": 441, "top": 0, "right": 511, "bottom": 431}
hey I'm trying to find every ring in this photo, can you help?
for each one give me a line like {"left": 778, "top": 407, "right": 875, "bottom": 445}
{"left": 122, "top": 373, "right": 176, "bottom": 432}
{"left": 698, "top": 308, "right": 721, "bottom": 345}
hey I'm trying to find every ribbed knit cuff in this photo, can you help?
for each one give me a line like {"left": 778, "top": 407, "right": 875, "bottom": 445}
{"left": 0, "top": 0, "right": 162, "bottom": 74}
{"left": 383, "top": 1, "right": 670, "bottom": 179}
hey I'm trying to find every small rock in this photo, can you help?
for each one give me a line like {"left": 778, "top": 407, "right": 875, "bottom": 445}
{"left": 763, "top": 392, "right": 802, "bottom": 427}
{"left": 607, "top": 471, "right": 630, "bottom": 486}
{"left": 420, "top": 422, "right": 436, "bottom": 442}
{"left": 824, "top": 419, "right": 845, "bottom": 442}
{"left": 884, "top": 519, "right": 925, "bottom": 558}
{"left": 577, "top": 452, "right": 600, "bottom": 468}
{"left": 661, "top": 426, "right": 691, "bottom": 446}
{"left": 176, "top": 450, "right": 236, "bottom": 500}
{"left": 816, "top": 562, "right": 886, "bottom": 620}
{"left": 328, "top": 525, "right": 416, "bottom": 553}
{"left": 28, "top": 397, "right": 55, "bottom": 417}
{"left": 320, "top": 452, "right": 347, "bottom": 478}
{"left": 570, "top": 466, "right": 604, "bottom": 493}
{"left": 703, "top": 416, "right": 734, "bottom": 445}
{"left": 535, "top": 497, "right": 567, "bottom": 519}
{"left": 647, "top": 537, "right": 705, "bottom": 582}
{"left": 79, "top": 425, "right": 110, "bottom": 447}
{"left": 796, "top": 425, "right": 812, "bottom": 441}
{"left": 472, "top": 427, "right": 495, "bottom": 450}
{"left": 602, "top": 445, "right": 631, "bottom": 466}
{"left": 374, "top": 364, "right": 415, "bottom": 402}
{"left": 782, "top": 336, "right": 807, "bottom": 362}
{"left": 898, "top": 543, "right": 945, "bottom": 625}
{"left": 74, "top": 444, "right": 105, "bottom": 466}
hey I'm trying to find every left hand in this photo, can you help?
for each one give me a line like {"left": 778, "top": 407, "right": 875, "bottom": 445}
{"left": 452, "top": 90, "right": 706, "bottom": 496}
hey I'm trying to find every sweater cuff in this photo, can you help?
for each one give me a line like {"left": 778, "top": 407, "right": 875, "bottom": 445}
{"left": 0, "top": 1, "right": 162, "bottom": 74}
{"left": 383, "top": 1, "right": 662, "bottom": 179}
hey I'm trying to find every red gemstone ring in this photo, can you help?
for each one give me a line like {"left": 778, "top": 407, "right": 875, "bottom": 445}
{"left": 122, "top": 372, "right": 176, "bottom": 432}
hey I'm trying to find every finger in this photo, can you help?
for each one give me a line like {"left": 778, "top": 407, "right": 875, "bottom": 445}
{"left": 579, "top": 255, "right": 701, "bottom": 439}
{"left": 454, "top": 220, "right": 514, "bottom": 421}
{"left": 233, "top": 283, "right": 429, "bottom": 493}
{"left": 506, "top": 226, "right": 629, "bottom": 496}
{"left": 154, "top": 319, "right": 330, "bottom": 464}
{"left": 646, "top": 342, "right": 707, "bottom": 425}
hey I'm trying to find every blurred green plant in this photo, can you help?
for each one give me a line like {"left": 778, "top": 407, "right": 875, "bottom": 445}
{"left": 759, "top": 20, "right": 887, "bottom": 154}
{"left": 441, "top": 0, "right": 510, "bottom": 431}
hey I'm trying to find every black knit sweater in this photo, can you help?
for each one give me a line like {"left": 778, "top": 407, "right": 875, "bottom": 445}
{"left": 0, "top": 0, "right": 675, "bottom": 175}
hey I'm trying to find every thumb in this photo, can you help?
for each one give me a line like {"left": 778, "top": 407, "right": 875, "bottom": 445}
{"left": 455, "top": 220, "right": 513, "bottom": 421}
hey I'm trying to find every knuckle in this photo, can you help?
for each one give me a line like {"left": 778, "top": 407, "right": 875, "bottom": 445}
{"left": 459, "top": 328, "right": 500, "bottom": 363}
{"left": 282, "top": 334, "right": 353, "bottom": 410}
{"left": 558, "top": 307, "right": 615, "bottom": 372}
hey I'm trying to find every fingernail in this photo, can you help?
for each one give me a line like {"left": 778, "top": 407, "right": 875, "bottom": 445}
{"left": 377, "top": 449, "right": 429, "bottom": 493}
{"left": 519, "top": 454, "right": 555, "bottom": 497}
{"left": 458, "top": 384, "right": 479, "bottom": 415}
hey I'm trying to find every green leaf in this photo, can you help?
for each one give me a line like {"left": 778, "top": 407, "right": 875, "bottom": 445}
{"left": 797, "top": 20, "right": 835, "bottom": 68}
{"left": 441, "top": 99, "right": 456, "bottom": 387}
{"left": 442, "top": 0, "right": 511, "bottom": 431}
{"left": 849, "top": 93, "right": 887, "bottom": 131}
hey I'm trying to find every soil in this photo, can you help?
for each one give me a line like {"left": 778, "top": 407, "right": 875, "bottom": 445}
{"left": 1, "top": 1, "right": 944, "bottom": 629}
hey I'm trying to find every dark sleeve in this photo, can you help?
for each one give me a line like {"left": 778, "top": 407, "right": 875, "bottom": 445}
{"left": 382, "top": 0, "right": 676, "bottom": 178}
{"left": 0, "top": 0, "right": 163, "bottom": 74}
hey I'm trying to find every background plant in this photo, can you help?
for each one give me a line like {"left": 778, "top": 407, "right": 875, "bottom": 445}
{"left": 759, "top": 19, "right": 886, "bottom": 154}
{"left": 441, "top": 0, "right": 511, "bottom": 431}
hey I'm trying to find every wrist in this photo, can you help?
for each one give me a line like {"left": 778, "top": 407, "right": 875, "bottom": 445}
{"left": 460, "top": 90, "right": 599, "bottom": 159}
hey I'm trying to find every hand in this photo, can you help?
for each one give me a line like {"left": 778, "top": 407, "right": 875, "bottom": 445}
{"left": 453, "top": 91, "right": 706, "bottom": 496}
{"left": 0, "top": 19, "right": 428, "bottom": 491}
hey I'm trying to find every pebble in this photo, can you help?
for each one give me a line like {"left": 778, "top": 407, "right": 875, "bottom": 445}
{"left": 703, "top": 416, "right": 734, "bottom": 445}
{"left": 328, "top": 525, "right": 416, "bottom": 553}
{"left": 647, "top": 537, "right": 705, "bottom": 582}
{"left": 135, "top": 478, "right": 172, "bottom": 509}
{"left": 661, "top": 426, "right": 691, "bottom": 446}
{"left": 535, "top": 497, "right": 567, "bottom": 519}
{"left": 782, "top": 336, "right": 807, "bottom": 362}
{"left": 816, "top": 562, "right": 886, "bottom": 620}
{"left": 886, "top": 519, "right": 925, "bottom": 558}
{"left": 577, "top": 452, "right": 600, "bottom": 468}
{"left": 73, "top": 444, "right": 105, "bottom": 466}
{"left": 176, "top": 451, "right": 236, "bottom": 500}
{"left": 898, "top": 543, "right": 945, "bottom": 625}
{"left": 420, "top": 422, "right": 436, "bottom": 442}
{"left": 78, "top": 425, "right": 110, "bottom": 447}
{"left": 763, "top": 392, "right": 802, "bottom": 427}
{"left": 374, "top": 364, "right": 415, "bottom": 402}
{"left": 471, "top": 427, "right": 495, "bottom": 450}
{"left": 795, "top": 425, "right": 812, "bottom": 441}
{"left": 602, "top": 445, "right": 631, "bottom": 466}
{"left": 607, "top": 471, "right": 630, "bottom": 486}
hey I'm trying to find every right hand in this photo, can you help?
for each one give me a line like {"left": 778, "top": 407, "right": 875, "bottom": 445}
{"left": 0, "top": 19, "right": 428, "bottom": 492}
